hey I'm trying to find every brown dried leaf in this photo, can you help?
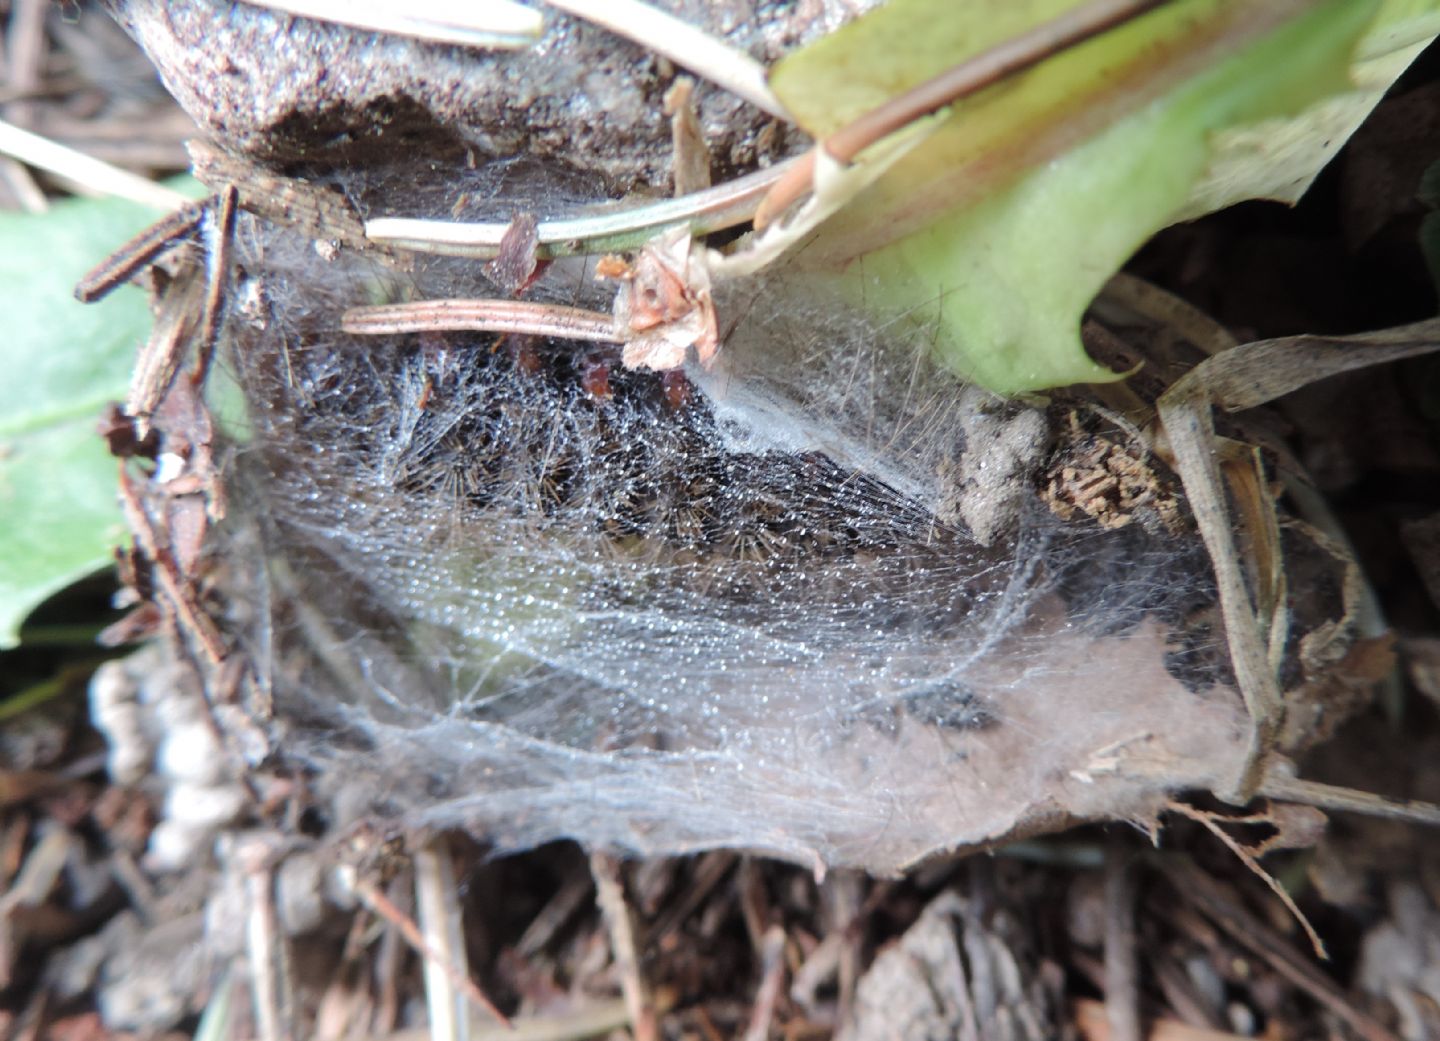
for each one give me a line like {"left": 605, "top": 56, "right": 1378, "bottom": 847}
{"left": 483, "top": 212, "right": 540, "bottom": 296}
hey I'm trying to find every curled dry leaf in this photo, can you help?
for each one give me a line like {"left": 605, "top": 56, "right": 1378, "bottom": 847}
{"left": 605, "top": 227, "right": 719, "bottom": 371}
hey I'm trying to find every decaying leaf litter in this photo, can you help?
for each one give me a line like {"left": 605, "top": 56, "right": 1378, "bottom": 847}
{"left": 3, "top": 1, "right": 1440, "bottom": 1040}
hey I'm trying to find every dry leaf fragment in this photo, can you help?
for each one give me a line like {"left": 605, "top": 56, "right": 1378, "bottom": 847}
{"left": 607, "top": 227, "right": 719, "bottom": 371}
{"left": 483, "top": 212, "right": 541, "bottom": 295}
{"left": 664, "top": 77, "right": 713, "bottom": 197}
{"left": 1155, "top": 318, "right": 1440, "bottom": 801}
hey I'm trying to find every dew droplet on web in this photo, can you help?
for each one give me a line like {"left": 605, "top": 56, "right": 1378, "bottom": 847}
{"left": 211, "top": 207, "right": 1319, "bottom": 872}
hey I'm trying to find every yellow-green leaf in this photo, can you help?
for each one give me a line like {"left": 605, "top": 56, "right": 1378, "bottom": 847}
{"left": 767, "top": 0, "right": 1440, "bottom": 394}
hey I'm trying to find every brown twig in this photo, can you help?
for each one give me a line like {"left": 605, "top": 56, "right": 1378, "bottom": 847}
{"left": 342, "top": 299, "right": 619, "bottom": 343}
{"left": 2, "top": 0, "right": 48, "bottom": 211}
{"left": 742, "top": 925, "right": 788, "bottom": 1041}
{"left": 361, "top": 1001, "right": 631, "bottom": 1041}
{"left": 126, "top": 262, "right": 206, "bottom": 432}
{"left": 236, "top": 838, "right": 296, "bottom": 1041}
{"left": 4, "top": 0, "right": 47, "bottom": 129}
{"left": 193, "top": 184, "right": 238, "bottom": 387}
{"left": 754, "top": 0, "right": 1171, "bottom": 228}
{"left": 73, "top": 194, "right": 209, "bottom": 302}
{"left": 590, "top": 853, "right": 655, "bottom": 1041}
{"left": 0, "top": 828, "right": 73, "bottom": 988}
{"left": 1103, "top": 836, "right": 1141, "bottom": 1041}
{"left": 514, "top": 870, "right": 594, "bottom": 958}
{"left": 350, "top": 871, "right": 511, "bottom": 1029}
{"left": 1258, "top": 773, "right": 1440, "bottom": 827}
{"left": 1157, "top": 857, "right": 1399, "bottom": 1041}
{"left": 1074, "top": 998, "right": 1252, "bottom": 1041}
{"left": 1166, "top": 801, "right": 1326, "bottom": 959}
{"left": 413, "top": 837, "right": 473, "bottom": 1041}
{"left": 735, "top": 857, "right": 771, "bottom": 959}
{"left": 188, "top": 139, "right": 401, "bottom": 261}
{"left": 117, "top": 467, "right": 228, "bottom": 665}
{"left": 649, "top": 851, "right": 735, "bottom": 943}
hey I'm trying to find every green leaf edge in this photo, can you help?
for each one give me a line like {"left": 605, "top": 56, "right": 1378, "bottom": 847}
{"left": 770, "top": 0, "right": 1440, "bottom": 394}
{"left": 0, "top": 180, "right": 203, "bottom": 649}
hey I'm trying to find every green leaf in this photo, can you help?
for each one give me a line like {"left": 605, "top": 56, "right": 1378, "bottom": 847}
{"left": 768, "top": 0, "right": 1440, "bottom": 394}
{"left": 0, "top": 185, "right": 201, "bottom": 649}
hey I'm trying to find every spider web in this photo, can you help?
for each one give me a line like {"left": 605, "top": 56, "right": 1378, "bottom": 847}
{"left": 217, "top": 207, "right": 1256, "bottom": 871}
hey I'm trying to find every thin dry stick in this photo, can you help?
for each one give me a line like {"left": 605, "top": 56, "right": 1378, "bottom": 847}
{"left": 0, "top": 117, "right": 190, "bottom": 210}
{"left": 0, "top": 826, "right": 73, "bottom": 985}
{"left": 351, "top": 873, "right": 512, "bottom": 1029}
{"left": 742, "top": 925, "right": 788, "bottom": 1041}
{"left": 788, "top": 933, "right": 841, "bottom": 1015}
{"left": 10, "top": 986, "right": 50, "bottom": 1041}
{"left": 1103, "top": 837, "right": 1141, "bottom": 1041}
{"left": 342, "top": 299, "right": 618, "bottom": 343}
{"left": 117, "top": 468, "right": 229, "bottom": 665}
{"left": 829, "top": 870, "right": 863, "bottom": 1020}
{"left": 5, "top": 0, "right": 47, "bottom": 129}
{"left": 244, "top": 884, "right": 291, "bottom": 1041}
{"left": 1165, "top": 801, "right": 1326, "bottom": 960}
{"left": 649, "top": 851, "right": 735, "bottom": 943}
{"left": 193, "top": 185, "right": 238, "bottom": 386}
{"left": 74, "top": 194, "right": 209, "bottom": 303}
{"left": 365, "top": 159, "right": 792, "bottom": 259}
{"left": 1073, "top": 997, "right": 1252, "bottom": 1041}
{"left": 0, "top": 156, "right": 45, "bottom": 212}
{"left": 515, "top": 871, "right": 594, "bottom": 958}
{"left": 541, "top": 0, "right": 785, "bottom": 119}
{"left": 590, "top": 853, "right": 656, "bottom": 1041}
{"left": 375, "top": 902, "right": 405, "bottom": 1036}
{"left": 1159, "top": 859, "right": 1400, "bottom": 1041}
{"left": 2, "top": 0, "right": 48, "bottom": 213}
{"left": 375, "top": 1000, "right": 631, "bottom": 1041}
{"left": 188, "top": 139, "right": 393, "bottom": 259}
{"left": 126, "top": 265, "right": 206, "bottom": 432}
{"left": 414, "top": 838, "right": 470, "bottom": 1041}
{"left": 665, "top": 77, "right": 712, "bottom": 197}
{"left": 754, "top": 0, "right": 1172, "bottom": 228}
{"left": 0, "top": 827, "right": 70, "bottom": 914}
{"left": 238, "top": 840, "right": 295, "bottom": 1041}
{"left": 1258, "top": 774, "right": 1440, "bottom": 827}
{"left": 239, "top": 0, "right": 542, "bottom": 49}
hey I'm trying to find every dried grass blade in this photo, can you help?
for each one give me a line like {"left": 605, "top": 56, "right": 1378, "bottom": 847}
{"left": 238, "top": 0, "right": 542, "bottom": 49}
{"left": 366, "top": 160, "right": 791, "bottom": 260}
{"left": 1181, "top": 318, "right": 1440, "bottom": 413}
{"left": 0, "top": 117, "right": 190, "bottom": 210}
{"left": 541, "top": 0, "right": 785, "bottom": 119}
{"left": 1155, "top": 391, "right": 1282, "bottom": 801}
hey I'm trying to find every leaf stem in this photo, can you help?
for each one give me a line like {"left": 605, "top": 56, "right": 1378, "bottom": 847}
{"left": 754, "top": 0, "right": 1173, "bottom": 227}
